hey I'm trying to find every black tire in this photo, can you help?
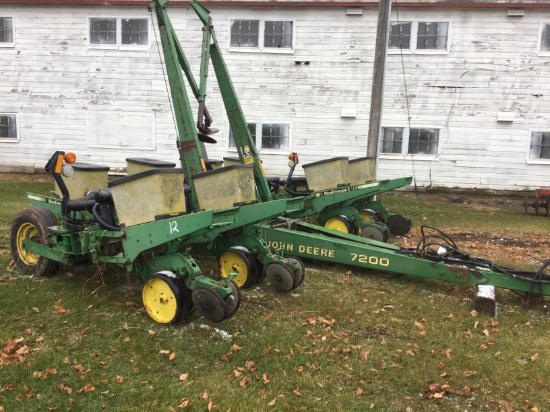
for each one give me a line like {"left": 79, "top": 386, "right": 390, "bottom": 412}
{"left": 285, "top": 256, "right": 305, "bottom": 288}
{"left": 10, "top": 206, "right": 59, "bottom": 277}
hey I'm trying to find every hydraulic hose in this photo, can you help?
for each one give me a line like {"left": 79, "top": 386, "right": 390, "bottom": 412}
{"left": 92, "top": 203, "right": 121, "bottom": 231}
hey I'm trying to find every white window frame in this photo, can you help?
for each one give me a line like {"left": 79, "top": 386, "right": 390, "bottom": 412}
{"left": 526, "top": 129, "right": 550, "bottom": 165}
{"left": 379, "top": 126, "right": 441, "bottom": 160}
{"left": 0, "top": 16, "right": 15, "bottom": 48}
{"left": 538, "top": 22, "right": 550, "bottom": 56}
{"left": 0, "top": 113, "right": 19, "bottom": 142}
{"left": 228, "top": 121, "right": 292, "bottom": 153}
{"left": 388, "top": 21, "right": 451, "bottom": 55}
{"left": 228, "top": 19, "right": 296, "bottom": 54}
{"left": 87, "top": 17, "right": 150, "bottom": 50}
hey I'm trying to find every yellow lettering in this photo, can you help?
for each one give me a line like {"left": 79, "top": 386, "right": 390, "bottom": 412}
{"left": 313, "top": 247, "right": 319, "bottom": 255}
{"left": 299, "top": 245, "right": 305, "bottom": 253}
{"left": 320, "top": 249, "right": 327, "bottom": 257}
{"left": 306, "top": 246, "right": 313, "bottom": 255}
{"left": 328, "top": 250, "right": 334, "bottom": 258}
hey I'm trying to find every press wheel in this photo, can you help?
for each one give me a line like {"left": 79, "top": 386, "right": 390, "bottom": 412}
{"left": 324, "top": 215, "right": 356, "bottom": 235}
{"left": 10, "top": 206, "right": 58, "bottom": 277}
{"left": 265, "top": 262, "right": 296, "bottom": 292}
{"left": 285, "top": 256, "right": 305, "bottom": 288}
{"left": 142, "top": 274, "right": 184, "bottom": 324}
{"left": 224, "top": 280, "right": 241, "bottom": 319}
{"left": 192, "top": 287, "right": 227, "bottom": 323}
{"left": 385, "top": 215, "right": 412, "bottom": 236}
{"left": 361, "top": 223, "right": 390, "bottom": 242}
{"left": 218, "top": 247, "right": 257, "bottom": 288}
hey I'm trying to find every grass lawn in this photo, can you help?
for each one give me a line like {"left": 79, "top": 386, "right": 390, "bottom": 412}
{"left": 1, "top": 179, "right": 549, "bottom": 411}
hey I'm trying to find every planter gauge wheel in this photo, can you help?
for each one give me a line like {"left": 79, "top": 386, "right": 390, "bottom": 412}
{"left": 10, "top": 206, "right": 58, "bottom": 277}
{"left": 142, "top": 273, "right": 188, "bottom": 324}
{"left": 324, "top": 215, "right": 356, "bottom": 235}
{"left": 218, "top": 247, "right": 260, "bottom": 288}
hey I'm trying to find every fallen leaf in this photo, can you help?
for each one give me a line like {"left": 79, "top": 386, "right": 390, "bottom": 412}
{"left": 414, "top": 320, "right": 424, "bottom": 329}
{"left": 32, "top": 307, "right": 40, "bottom": 313}
{"left": 77, "top": 383, "right": 95, "bottom": 394}
{"left": 179, "top": 373, "right": 189, "bottom": 381}
{"left": 463, "top": 370, "right": 477, "bottom": 377}
{"left": 470, "top": 310, "right": 478, "bottom": 317}
{"left": 354, "top": 387, "right": 363, "bottom": 396}
{"left": 178, "top": 399, "right": 190, "bottom": 408}
{"left": 116, "top": 376, "right": 123, "bottom": 383}
{"left": 263, "top": 373, "right": 270, "bottom": 384}
{"left": 200, "top": 390, "right": 208, "bottom": 400}
{"left": 45, "top": 366, "right": 57, "bottom": 376}
{"left": 169, "top": 352, "right": 177, "bottom": 361}
{"left": 239, "top": 377, "right": 251, "bottom": 388}
{"left": 53, "top": 300, "right": 68, "bottom": 314}
{"left": 148, "top": 330, "right": 156, "bottom": 336}
{"left": 531, "top": 353, "right": 539, "bottom": 362}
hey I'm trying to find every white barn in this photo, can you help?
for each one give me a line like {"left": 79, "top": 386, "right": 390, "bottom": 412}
{"left": 0, "top": 0, "right": 549, "bottom": 191}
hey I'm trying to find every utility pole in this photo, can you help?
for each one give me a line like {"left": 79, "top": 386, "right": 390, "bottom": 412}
{"left": 367, "top": 0, "right": 392, "bottom": 159}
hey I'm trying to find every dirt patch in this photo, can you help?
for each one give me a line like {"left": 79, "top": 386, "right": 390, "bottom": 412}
{"left": 394, "top": 227, "right": 549, "bottom": 271}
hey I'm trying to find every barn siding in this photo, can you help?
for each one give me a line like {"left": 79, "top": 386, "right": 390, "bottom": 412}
{"left": 0, "top": 3, "right": 549, "bottom": 190}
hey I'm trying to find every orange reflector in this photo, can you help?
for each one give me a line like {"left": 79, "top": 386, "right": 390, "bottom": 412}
{"left": 55, "top": 154, "right": 64, "bottom": 174}
{"left": 64, "top": 152, "right": 76, "bottom": 164}
{"left": 200, "top": 158, "right": 206, "bottom": 172}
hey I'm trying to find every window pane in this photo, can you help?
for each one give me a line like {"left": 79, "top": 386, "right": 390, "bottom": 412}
{"left": 531, "top": 131, "right": 550, "bottom": 159}
{"left": 121, "top": 19, "right": 148, "bottom": 45}
{"left": 417, "top": 22, "right": 448, "bottom": 50}
{"left": 408, "top": 128, "right": 439, "bottom": 154}
{"left": 541, "top": 132, "right": 550, "bottom": 158}
{"left": 229, "top": 123, "right": 256, "bottom": 147}
{"left": 261, "top": 124, "right": 289, "bottom": 149}
{"left": 90, "top": 18, "right": 116, "bottom": 45}
{"left": 264, "top": 21, "right": 293, "bottom": 48}
{"left": 542, "top": 24, "right": 550, "bottom": 51}
{"left": 230, "top": 20, "right": 259, "bottom": 47}
{"left": 389, "top": 22, "right": 411, "bottom": 49}
{"left": 0, "top": 114, "right": 17, "bottom": 138}
{"left": 381, "top": 127, "right": 403, "bottom": 153}
{"left": 530, "top": 132, "right": 542, "bottom": 158}
{"left": 0, "top": 17, "right": 13, "bottom": 43}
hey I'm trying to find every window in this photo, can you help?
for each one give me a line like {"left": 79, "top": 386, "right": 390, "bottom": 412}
{"left": 229, "top": 19, "right": 294, "bottom": 52}
{"left": 89, "top": 18, "right": 149, "bottom": 48}
{"left": 0, "top": 114, "right": 18, "bottom": 141}
{"left": 389, "top": 21, "right": 449, "bottom": 52}
{"left": 230, "top": 20, "right": 259, "bottom": 47}
{"left": 530, "top": 132, "right": 550, "bottom": 159}
{"left": 0, "top": 17, "right": 14, "bottom": 47}
{"left": 380, "top": 127, "right": 439, "bottom": 156}
{"left": 539, "top": 23, "right": 550, "bottom": 53}
{"left": 229, "top": 123, "right": 290, "bottom": 150}
{"left": 389, "top": 22, "right": 411, "bottom": 49}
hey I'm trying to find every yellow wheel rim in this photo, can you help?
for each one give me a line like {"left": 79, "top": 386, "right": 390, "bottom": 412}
{"left": 219, "top": 250, "right": 249, "bottom": 287}
{"left": 142, "top": 277, "right": 178, "bottom": 324}
{"left": 324, "top": 217, "right": 352, "bottom": 234}
{"left": 360, "top": 210, "right": 378, "bottom": 224}
{"left": 16, "top": 222, "right": 40, "bottom": 266}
